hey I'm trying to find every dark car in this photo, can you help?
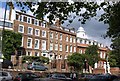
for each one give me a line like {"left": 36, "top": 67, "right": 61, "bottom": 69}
{"left": 46, "top": 73, "right": 72, "bottom": 81}
{"left": 14, "top": 72, "right": 40, "bottom": 81}
{"left": 89, "top": 74, "right": 118, "bottom": 81}
{"left": 2, "top": 59, "right": 13, "bottom": 68}
{"left": 27, "top": 62, "right": 48, "bottom": 71}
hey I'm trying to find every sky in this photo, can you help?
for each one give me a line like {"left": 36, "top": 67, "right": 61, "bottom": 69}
{"left": 0, "top": 2, "right": 112, "bottom": 48}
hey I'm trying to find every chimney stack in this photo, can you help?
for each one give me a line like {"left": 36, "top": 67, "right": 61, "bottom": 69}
{"left": 55, "top": 19, "right": 61, "bottom": 27}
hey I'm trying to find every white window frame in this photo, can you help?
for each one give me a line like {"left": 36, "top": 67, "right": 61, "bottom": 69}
{"left": 50, "top": 32, "right": 53, "bottom": 39}
{"left": 100, "top": 52, "right": 103, "bottom": 58}
{"left": 27, "top": 38, "right": 32, "bottom": 48}
{"left": 70, "top": 37, "right": 72, "bottom": 42}
{"left": 42, "top": 30, "right": 46, "bottom": 37}
{"left": 74, "top": 46, "right": 76, "bottom": 52}
{"left": 55, "top": 32, "right": 58, "bottom": 39}
{"left": 19, "top": 15, "right": 23, "bottom": 22}
{"left": 55, "top": 44, "right": 58, "bottom": 51}
{"left": 35, "top": 52, "right": 39, "bottom": 56}
{"left": 41, "top": 22, "right": 46, "bottom": 28}
{"left": 35, "top": 29, "right": 40, "bottom": 36}
{"left": 18, "top": 24, "right": 24, "bottom": 33}
{"left": 60, "top": 33, "right": 62, "bottom": 40}
{"left": 34, "top": 19, "right": 38, "bottom": 26}
{"left": 66, "top": 36, "right": 68, "bottom": 42}
{"left": 70, "top": 45, "right": 72, "bottom": 53}
{"left": 34, "top": 39, "right": 39, "bottom": 49}
{"left": 66, "top": 45, "right": 68, "bottom": 52}
{"left": 50, "top": 43, "right": 53, "bottom": 50}
{"left": 59, "top": 44, "right": 62, "bottom": 51}
{"left": 42, "top": 40, "right": 46, "bottom": 50}
{"left": 28, "top": 27, "right": 33, "bottom": 35}
{"left": 26, "top": 51, "right": 32, "bottom": 56}
{"left": 27, "top": 17, "right": 31, "bottom": 24}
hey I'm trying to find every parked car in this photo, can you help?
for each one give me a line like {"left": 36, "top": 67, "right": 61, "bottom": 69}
{"left": 2, "top": 59, "right": 13, "bottom": 69}
{"left": 81, "top": 74, "right": 93, "bottom": 81}
{"left": 46, "top": 73, "right": 72, "bottom": 81}
{"left": 14, "top": 72, "right": 41, "bottom": 81}
{"left": 89, "top": 74, "right": 118, "bottom": 81}
{"left": 27, "top": 62, "right": 48, "bottom": 71}
{"left": 0, "top": 71, "right": 13, "bottom": 81}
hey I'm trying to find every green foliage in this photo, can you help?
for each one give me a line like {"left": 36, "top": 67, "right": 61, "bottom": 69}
{"left": 109, "top": 37, "right": 120, "bottom": 67}
{"left": 67, "top": 53, "right": 85, "bottom": 72}
{"left": 22, "top": 56, "right": 49, "bottom": 64}
{"left": 85, "top": 45, "right": 99, "bottom": 67}
{"left": 108, "top": 51, "right": 117, "bottom": 67}
{"left": 13, "top": 2, "right": 99, "bottom": 24}
{"left": 2, "top": 30, "right": 22, "bottom": 60}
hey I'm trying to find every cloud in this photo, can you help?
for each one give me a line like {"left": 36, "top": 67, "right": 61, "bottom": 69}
{"left": 62, "top": 16, "right": 111, "bottom": 48}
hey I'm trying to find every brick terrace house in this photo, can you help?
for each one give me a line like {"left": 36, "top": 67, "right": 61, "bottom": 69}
{"left": 1, "top": 8, "right": 110, "bottom": 73}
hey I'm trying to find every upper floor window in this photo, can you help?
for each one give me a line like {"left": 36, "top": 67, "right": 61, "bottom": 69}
{"left": 50, "top": 32, "right": 53, "bottom": 39}
{"left": 42, "top": 40, "right": 46, "bottom": 50}
{"left": 23, "top": 16, "right": 27, "bottom": 22}
{"left": 34, "top": 39, "right": 39, "bottom": 49}
{"left": 35, "top": 19, "right": 38, "bottom": 26}
{"left": 28, "top": 27, "right": 33, "bottom": 35}
{"left": 18, "top": 24, "right": 24, "bottom": 33}
{"left": 50, "top": 43, "right": 53, "bottom": 50}
{"left": 66, "top": 36, "right": 68, "bottom": 42}
{"left": 73, "top": 38, "right": 76, "bottom": 43}
{"left": 55, "top": 32, "right": 58, "bottom": 39}
{"left": 70, "top": 45, "right": 72, "bottom": 52}
{"left": 42, "top": 30, "right": 46, "bottom": 37}
{"left": 70, "top": 37, "right": 72, "bottom": 42}
{"left": 60, "top": 33, "right": 62, "bottom": 40}
{"left": 55, "top": 43, "right": 58, "bottom": 51}
{"left": 74, "top": 46, "right": 76, "bottom": 52}
{"left": 27, "top": 17, "right": 31, "bottom": 24}
{"left": 19, "top": 15, "right": 23, "bottom": 22}
{"left": 16, "top": 14, "right": 19, "bottom": 20}
{"left": 32, "top": 19, "right": 34, "bottom": 24}
{"left": 59, "top": 44, "right": 62, "bottom": 51}
{"left": 100, "top": 52, "right": 103, "bottom": 58}
{"left": 27, "top": 38, "right": 32, "bottom": 48}
{"left": 35, "top": 29, "right": 40, "bottom": 36}
{"left": 65, "top": 45, "right": 68, "bottom": 52}
{"left": 41, "top": 22, "right": 46, "bottom": 28}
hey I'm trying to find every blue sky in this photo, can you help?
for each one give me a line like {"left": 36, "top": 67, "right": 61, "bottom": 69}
{"left": 0, "top": 2, "right": 111, "bottom": 48}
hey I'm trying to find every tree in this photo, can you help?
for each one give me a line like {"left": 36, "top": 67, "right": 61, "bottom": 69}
{"left": 67, "top": 53, "right": 85, "bottom": 72}
{"left": 85, "top": 45, "right": 99, "bottom": 67}
{"left": 8, "top": 1, "right": 120, "bottom": 67}
{"left": 2, "top": 30, "right": 22, "bottom": 60}
{"left": 108, "top": 51, "right": 117, "bottom": 67}
{"left": 109, "top": 37, "right": 120, "bottom": 67}
{"left": 8, "top": 2, "right": 99, "bottom": 24}
{"left": 100, "top": 2, "right": 120, "bottom": 67}
{"left": 22, "top": 56, "right": 49, "bottom": 64}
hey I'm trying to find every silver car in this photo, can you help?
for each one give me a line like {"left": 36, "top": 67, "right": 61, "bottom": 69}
{"left": 0, "top": 71, "right": 13, "bottom": 81}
